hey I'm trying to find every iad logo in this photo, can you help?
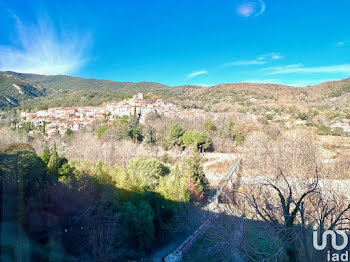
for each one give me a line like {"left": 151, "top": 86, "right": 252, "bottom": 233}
{"left": 313, "top": 226, "right": 349, "bottom": 262}
{"left": 313, "top": 226, "right": 348, "bottom": 250}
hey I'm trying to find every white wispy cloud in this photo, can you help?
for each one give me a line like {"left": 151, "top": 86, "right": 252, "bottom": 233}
{"left": 227, "top": 60, "right": 267, "bottom": 66}
{"left": 0, "top": 13, "right": 91, "bottom": 75}
{"left": 336, "top": 41, "right": 345, "bottom": 47}
{"left": 187, "top": 70, "right": 208, "bottom": 79}
{"left": 225, "top": 52, "right": 283, "bottom": 67}
{"left": 236, "top": 0, "right": 266, "bottom": 18}
{"left": 258, "top": 52, "right": 284, "bottom": 60}
{"left": 265, "top": 64, "right": 350, "bottom": 75}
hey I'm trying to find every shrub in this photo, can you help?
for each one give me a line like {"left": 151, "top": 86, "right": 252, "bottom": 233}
{"left": 97, "top": 126, "right": 108, "bottom": 138}
{"left": 204, "top": 120, "right": 216, "bottom": 132}
{"left": 317, "top": 125, "right": 331, "bottom": 135}
{"left": 65, "top": 128, "right": 74, "bottom": 138}
{"left": 331, "top": 127, "right": 344, "bottom": 136}
{"left": 325, "top": 111, "right": 340, "bottom": 120}
{"left": 182, "top": 131, "right": 211, "bottom": 151}
{"left": 266, "top": 114, "right": 273, "bottom": 121}
{"left": 127, "top": 158, "right": 169, "bottom": 190}
{"left": 297, "top": 112, "right": 309, "bottom": 120}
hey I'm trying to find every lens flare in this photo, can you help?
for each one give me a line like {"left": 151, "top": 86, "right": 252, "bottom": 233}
{"left": 236, "top": 0, "right": 266, "bottom": 18}
{"left": 237, "top": 3, "right": 255, "bottom": 17}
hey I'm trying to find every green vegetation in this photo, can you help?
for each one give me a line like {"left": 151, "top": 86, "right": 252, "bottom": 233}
{"left": 64, "top": 128, "right": 74, "bottom": 138}
{"left": 184, "top": 151, "right": 209, "bottom": 201}
{"left": 127, "top": 157, "right": 169, "bottom": 190}
{"left": 97, "top": 125, "right": 108, "bottom": 137}
{"left": 297, "top": 112, "right": 309, "bottom": 120}
{"left": 0, "top": 73, "right": 46, "bottom": 109}
{"left": 167, "top": 124, "right": 184, "bottom": 147}
{"left": 0, "top": 141, "right": 196, "bottom": 260}
{"left": 143, "top": 126, "right": 156, "bottom": 145}
{"left": 329, "top": 83, "right": 350, "bottom": 97}
{"left": 204, "top": 120, "right": 216, "bottom": 132}
{"left": 0, "top": 71, "right": 173, "bottom": 110}
{"left": 182, "top": 131, "right": 212, "bottom": 151}
{"left": 317, "top": 124, "right": 345, "bottom": 136}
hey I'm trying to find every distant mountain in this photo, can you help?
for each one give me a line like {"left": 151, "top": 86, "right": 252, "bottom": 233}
{"left": 6, "top": 71, "right": 168, "bottom": 91}
{"left": 0, "top": 72, "right": 47, "bottom": 109}
{"left": 1, "top": 71, "right": 350, "bottom": 111}
{"left": 0, "top": 71, "right": 172, "bottom": 110}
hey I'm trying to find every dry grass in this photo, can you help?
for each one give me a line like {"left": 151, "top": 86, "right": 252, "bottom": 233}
{"left": 207, "top": 159, "right": 236, "bottom": 174}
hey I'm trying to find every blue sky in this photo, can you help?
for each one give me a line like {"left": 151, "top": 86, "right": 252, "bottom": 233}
{"left": 1, "top": 0, "right": 350, "bottom": 86}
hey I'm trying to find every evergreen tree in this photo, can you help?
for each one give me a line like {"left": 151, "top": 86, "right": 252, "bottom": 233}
{"left": 184, "top": 151, "right": 209, "bottom": 201}
{"left": 167, "top": 124, "right": 184, "bottom": 147}
{"left": 47, "top": 142, "right": 59, "bottom": 176}
{"left": 133, "top": 106, "right": 137, "bottom": 119}
{"left": 40, "top": 142, "right": 51, "bottom": 165}
{"left": 143, "top": 126, "right": 155, "bottom": 145}
{"left": 128, "top": 114, "right": 142, "bottom": 141}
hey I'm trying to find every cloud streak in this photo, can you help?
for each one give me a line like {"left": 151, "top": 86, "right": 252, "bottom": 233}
{"left": 187, "top": 70, "right": 208, "bottom": 79}
{"left": 0, "top": 14, "right": 91, "bottom": 75}
{"left": 336, "top": 41, "right": 345, "bottom": 47}
{"left": 225, "top": 52, "right": 283, "bottom": 66}
{"left": 265, "top": 64, "right": 350, "bottom": 75}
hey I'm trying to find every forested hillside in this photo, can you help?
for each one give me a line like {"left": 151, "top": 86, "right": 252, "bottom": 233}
{"left": 0, "top": 73, "right": 47, "bottom": 109}
{"left": 2, "top": 71, "right": 350, "bottom": 111}
{"left": 0, "top": 71, "right": 172, "bottom": 110}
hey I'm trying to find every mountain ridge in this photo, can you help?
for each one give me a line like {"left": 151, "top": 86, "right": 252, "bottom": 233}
{"left": 1, "top": 71, "right": 350, "bottom": 110}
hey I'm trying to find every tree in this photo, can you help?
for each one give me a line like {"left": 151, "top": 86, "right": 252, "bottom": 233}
{"left": 128, "top": 127, "right": 141, "bottom": 142}
{"left": 47, "top": 142, "right": 59, "bottom": 176}
{"left": 128, "top": 114, "right": 142, "bottom": 142}
{"left": 41, "top": 121, "right": 47, "bottom": 134}
{"left": 65, "top": 128, "right": 74, "bottom": 140}
{"left": 114, "top": 123, "right": 129, "bottom": 141}
{"left": 122, "top": 200, "right": 155, "bottom": 250}
{"left": 228, "top": 120, "right": 259, "bottom": 145}
{"left": 182, "top": 131, "right": 211, "bottom": 152}
{"left": 167, "top": 124, "right": 184, "bottom": 147}
{"left": 127, "top": 157, "right": 169, "bottom": 190}
{"left": 0, "top": 143, "right": 49, "bottom": 199}
{"left": 143, "top": 126, "right": 155, "bottom": 145}
{"left": 158, "top": 164, "right": 189, "bottom": 202}
{"left": 40, "top": 142, "right": 51, "bottom": 165}
{"left": 223, "top": 130, "right": 328, "bottom": 262}
{"left": 85, "top": 206, "right": 120, "bottom": 261}
{"left": 58, "top": 163, "right": 73, "bottom": 177}
{"left": 184, "top": 151, "right": 209, "bottom": 201}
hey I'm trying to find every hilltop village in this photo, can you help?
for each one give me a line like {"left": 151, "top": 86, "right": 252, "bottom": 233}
{"left": 15, "top": 93, "right": 207, "bottom": 138}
